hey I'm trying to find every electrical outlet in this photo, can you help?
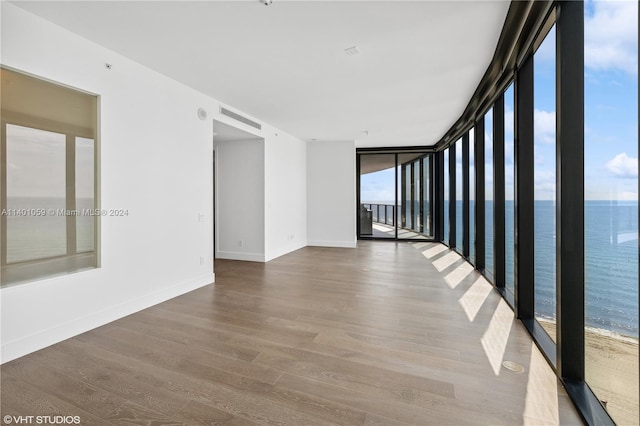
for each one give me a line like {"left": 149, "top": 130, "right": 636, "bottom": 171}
{"left": 199, "top": 256, "right": 205, "bottom": 265}
{"left": 238, "top": 240, "right": 243, "bottom": 247}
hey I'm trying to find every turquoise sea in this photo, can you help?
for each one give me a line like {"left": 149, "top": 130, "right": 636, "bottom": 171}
{"left": 445, "top": 200, "right": 639, "bottom": 339}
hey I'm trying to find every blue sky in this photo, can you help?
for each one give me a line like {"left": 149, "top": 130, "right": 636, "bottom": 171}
{"left": 361, "top": 0, "right": 638, "bottom": 203}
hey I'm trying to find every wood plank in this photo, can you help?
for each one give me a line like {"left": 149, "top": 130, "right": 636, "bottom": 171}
{"left": 0, "top": 241, "right": 582, "bottom": 425}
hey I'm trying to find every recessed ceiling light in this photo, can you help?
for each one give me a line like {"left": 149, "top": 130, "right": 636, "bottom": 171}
{"left": 344, "top": 46, "right": 360, "bottom": 56}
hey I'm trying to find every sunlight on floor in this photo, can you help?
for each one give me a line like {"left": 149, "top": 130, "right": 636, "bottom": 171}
{"left": 421, "top": 244, "right": 448, "bottom": 259}
{"left": 444, "top": 262, "right": 474, "bottom": 289}
{"left": 410, "top": 242, "right": 432, "bottom": 250}
{"left": 523, "top": 341, "right": 561, "bottom": 425}
{"left": 458, "top": 276, "right": 493, "bottom": 321}
{"left": 432, "top": 251, "right": 461, "bottom": 272}
{"left": 408, "top": 241, "right": 576, "bottom": 424}
{"left": 481, "top": 300, "right": 514, "bottom": 375}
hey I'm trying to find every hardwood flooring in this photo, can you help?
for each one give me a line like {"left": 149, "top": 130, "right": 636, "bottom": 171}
{"left": 1, "top": 241, "right": 583, "bottom": 425}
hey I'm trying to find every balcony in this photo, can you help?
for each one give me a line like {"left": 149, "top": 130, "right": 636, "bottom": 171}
{"left": 361, "top": 203, "right": 431, "bottom": 240}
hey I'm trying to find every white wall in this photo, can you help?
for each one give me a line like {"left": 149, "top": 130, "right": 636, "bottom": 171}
{"left": 0, "top": 3, "right": 305, "bottom": 363}
{"left": 264, "top": 131, "right": 308, "bottom": 261}
{"left": 307, "top": 140, "right": 357, "bottom": 247}
{"left": 214, "top": 138, "right": 266, "bottom": 262}
{"left": 0, "top": 3, "right": 216, "bottom": 363}
{"left": 0, "top": 3, "right": 344, "bottom": 363}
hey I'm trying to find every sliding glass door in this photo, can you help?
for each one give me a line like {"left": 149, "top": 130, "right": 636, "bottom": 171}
{"left": 358, "top": 151, "right": 433, "bottom": 240}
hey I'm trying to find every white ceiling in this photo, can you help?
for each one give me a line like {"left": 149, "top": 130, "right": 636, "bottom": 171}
{"left": 12, "top": 0, "right": 510, "bottom": 147}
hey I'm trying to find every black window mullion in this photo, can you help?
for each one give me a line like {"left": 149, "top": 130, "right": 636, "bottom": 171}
{"left": 356, "top": 154, "right": 361, "bottom": 237}
{"left": 449, "top": 144, "right": 456, "bottom": 248}
{"left": 556, "top": 0, "right": 585, "bottom": 383}
{"left": 419, "top": 158, "right": 425, "bottom": 234}
{"left": 401, "top": 163, "right": 406, "bottom": 229}
{"left": 429, "top": 154, "right": 435, "bottom": 238}
{"left": 395, "top": 154, "right": 399, "bottom": 239}
{"left": 493, "top": 94, "right": 506, "bottom": 289}
{"left": 515, "top": 55, "right": 535, "bottom": 320}
{"left": 410, "top": 162, "right": 415, "bottom": 230}
{"left": 462, "top": 133, "right": 470, "bottom": 258}
{"left": 474, "top": 120, "right": 485, "bottom": 271}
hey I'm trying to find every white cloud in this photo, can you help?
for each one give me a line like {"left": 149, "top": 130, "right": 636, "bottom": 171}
{"left": 606, "top": 152, "right": 638, "bottom": 178}
{"left": 534, "top": 109, "right": 556, "bottom": 144}
{"left": 534, "top": 170, "right": 556, "bottom": 200}
{"left": 505, "top": 108, "right": 514, "bottom": 137}
{"left": 585, "top": 0, "right": 638, "bottom": 75}
{"left": 619, "top": 191, "right": 638, "bottom": 201}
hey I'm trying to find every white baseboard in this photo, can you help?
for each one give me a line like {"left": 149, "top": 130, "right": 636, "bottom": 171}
{"left": 215, "top": 251, "right": 265, "bottom": 262}
{"left": 265, "top": 241, "right": 307, "bottom": 262}
{"left": 0, "top": 273, "right": 214, "bottom": 364}
{"left": 307, "top": 240, "right": 357, "bottom": 248}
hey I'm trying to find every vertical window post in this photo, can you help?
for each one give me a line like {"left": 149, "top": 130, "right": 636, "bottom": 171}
{"left": 494, "top": 94, "right": 506, "bottom": 289}
{"left": 401, "top": 163, "right": 407, "bottom": 229}
{"left": 419, "top": 159, "right": 425, "bottom": 234}
{"left": 475, "top": 120, "right": 485, "bottom": 271}
{"left": 435, "top": 151, "right": 444, "bottom": 241}
{"left": 449, "top": 142, "right": 457, "bottom": 248}
{"left": 556, "top": 0, "right": 585, "bottom": 383}
{"left": 462, "top": 132, "right": 470, "bottom": 258}
{"left": 515, "top": 55, "right": 535, "bottom": 320}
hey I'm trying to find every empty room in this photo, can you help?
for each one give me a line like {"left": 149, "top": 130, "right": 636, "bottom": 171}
{"left": 1, "top": 1, "right": 638, "bottom": 425}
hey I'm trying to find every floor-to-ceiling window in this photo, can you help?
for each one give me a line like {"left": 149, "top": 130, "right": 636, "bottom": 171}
{"left": 358, "top": 154, "right": 396, "bottom": 239}
{"left": 404, "top": 162, "right": 412, "bottom": 230}
{"left": 504, "top": 83, "right": 515, "bottom": 296}
{"left": 444, "top": 148, "right": 450, "bottom": 245}
{"left": 358, "top": 152, "right": 433, "bottom": 241}
{"left": 422, "top": 156, "right": 432, "bottom": 237}
{"left": 534, "top": 24, "right": 557, "bottom": 342}
{"left": 584, "top": 1, "right": 638, "bottom": 423}
{"left": 469, "top": 129, "right": 475, "bottom": 264}
{"left": 413, "top": 159, "right": 421, "bottom": 233}
{"left": 484, "top": 110, "right": 494, "bottom": 278}
{"left": 433, "top": 2, "right": 636, "bottom": 423}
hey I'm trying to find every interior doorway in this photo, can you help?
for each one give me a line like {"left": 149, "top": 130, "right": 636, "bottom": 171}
{"left": 212, "top": 119, "right": 264, "bottom": 262}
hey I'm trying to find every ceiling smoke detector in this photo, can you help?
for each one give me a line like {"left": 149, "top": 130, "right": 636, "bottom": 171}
{"left": 344, "top": 46, "right": 361, "bottom": 56}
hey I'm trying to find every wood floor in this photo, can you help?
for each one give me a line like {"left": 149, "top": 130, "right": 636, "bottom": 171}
{"left": 1, "top": 241, "right": 583, "bottom": 425}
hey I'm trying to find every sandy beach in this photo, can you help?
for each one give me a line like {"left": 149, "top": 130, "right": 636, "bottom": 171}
{"left": 538, "top": 320, "right": 639, "bottom": 425}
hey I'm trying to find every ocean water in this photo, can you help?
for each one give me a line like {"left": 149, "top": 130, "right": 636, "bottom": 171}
{"left": 445, "top": 199, "right": 639, "bottom": 338}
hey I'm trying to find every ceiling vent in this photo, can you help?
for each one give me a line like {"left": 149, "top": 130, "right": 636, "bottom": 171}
{"left": 220, "top": 107, "right": 262, "bottom": 130}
